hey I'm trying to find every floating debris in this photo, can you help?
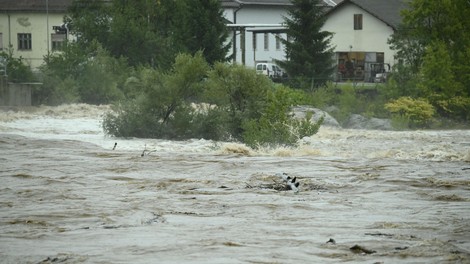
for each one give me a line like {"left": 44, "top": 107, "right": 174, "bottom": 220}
{"left": 326, "top": 238, "right": 336, "bottom": 245}
{"left": 350, "top": 244, "right": 376, "bottom": 254}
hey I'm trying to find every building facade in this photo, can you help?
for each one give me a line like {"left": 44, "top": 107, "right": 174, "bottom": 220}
{"left": 0, "top": 0, "right": 72, "bottom": 70}
{"left": 323, "top": 0, "right": 407, "bottom": 81}
{"left": 1, "top": 0, "right": 405, "bottom": 82}
{"left": 221, "top": 0, "right": 339, "bottom": 68}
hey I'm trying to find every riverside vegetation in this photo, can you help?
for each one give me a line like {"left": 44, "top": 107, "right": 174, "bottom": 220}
{"left": 2, "top": 0, "right": 468, "bottom": 147}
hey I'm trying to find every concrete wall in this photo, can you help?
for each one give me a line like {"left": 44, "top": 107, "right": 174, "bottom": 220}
{"left": 0, "top": 79, "right": 39, "bottom": 106}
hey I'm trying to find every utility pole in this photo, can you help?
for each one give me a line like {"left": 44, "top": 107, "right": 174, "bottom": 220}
{"left": 46, "top": 0, "right": 50, "bottom": 54}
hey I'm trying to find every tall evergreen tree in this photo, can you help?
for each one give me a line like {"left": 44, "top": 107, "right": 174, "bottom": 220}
{"left": 173, "top": 0, "right": 231, "bottom": 65}
{"left": 277, "top": 0, "right": 334, "bottom": 89}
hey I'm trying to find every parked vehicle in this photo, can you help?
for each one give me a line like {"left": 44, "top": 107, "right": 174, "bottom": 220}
{"left": 256, "top": 63, "right": 282, "bottom": 79}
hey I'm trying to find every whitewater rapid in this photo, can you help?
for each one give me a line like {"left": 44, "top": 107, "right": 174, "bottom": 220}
{"left": 0, "top": 104, "right": 469, "bottom": 263}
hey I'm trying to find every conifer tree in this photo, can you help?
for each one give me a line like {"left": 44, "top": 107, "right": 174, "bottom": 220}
{"left": 277, "top": 0, "right": 335, "bottom": 89}
{"left": 172, "top": 0, "right": 230, "bottom": 65}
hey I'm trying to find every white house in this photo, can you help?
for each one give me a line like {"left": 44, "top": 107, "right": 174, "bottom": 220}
{"left": 322, "top": 0, "right": 408, "bottom": 81}
{"left": 1, "top": 0, "right": 406, "bottom": 83}
{"left": 222, "top": 0, "right": 407, "bottom": 82}
{"left": 221, "top": 0, "right": 339, "bottom": 68}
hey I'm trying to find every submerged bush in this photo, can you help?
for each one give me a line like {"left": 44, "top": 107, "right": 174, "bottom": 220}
{"left": 242, "top": 86, "right": 322, "bottom": 148}
{"left": 103, "top": 52, "right": 210, "bottom": 138}
{"left": 103, "top": 53, "right": 323, "bottom": 147}
{"left": 39, "top": 42, "right": 129, "bottom": 105}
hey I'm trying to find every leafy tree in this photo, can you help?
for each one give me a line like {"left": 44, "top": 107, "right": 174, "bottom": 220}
{"left": 205, "top": 63, "right": 271, "bottom": 139}
{"left": 104, "top": 53, "right": 323, "bottom": 147}
{"left": 103, "top": 52, "right": 210, "bottom": 138}
{"left": 242, "top": 86, "right": 322, "bottom": 148}
{"left": 66, "top": 0, "right": 111, "bottom": 47}
{"left": 388, "top": 0, "right": 470, "bottom": 120}
{"left": 39, "top": 41, "right": 129, "bottom": 105}
{"left": 276, "top": 0, "right": 335, "bottom": 89}
{"left": 0, "top": 47, "right": 35, "bottom": 83}
{"left": 66, "top": 0, "right": 230, "bottom": 68}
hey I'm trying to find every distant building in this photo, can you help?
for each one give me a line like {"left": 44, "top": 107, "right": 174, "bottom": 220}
{"left": 0, "top": 0, "right": 73, "bottom": 70}
{"left": 221, "top": 0, "right": 339, "bottom": 68}
{"left": 0, "top": 0, "right": 406, "bottom": 82}
{"left": 323, "top": 0, "right": 408, "bottom": 82}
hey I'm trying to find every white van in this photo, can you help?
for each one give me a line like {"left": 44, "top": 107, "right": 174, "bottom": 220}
{"left": 256, "top": 63, "right": 281, "bottom": 79}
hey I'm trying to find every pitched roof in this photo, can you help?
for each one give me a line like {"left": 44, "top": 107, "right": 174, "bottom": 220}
{"left": 0, "top": 0, "right": 74, "bottom": 13}
{"left": 327, "top": 0, "right": 407, "bottom": 29}
{"left": 221, "top": 0, "right": 341, "bottom": 7}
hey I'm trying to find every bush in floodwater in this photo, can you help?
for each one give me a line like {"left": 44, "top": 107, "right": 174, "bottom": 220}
{"left": 103, "top": 52, "right": 210, "bottom": 139}
{"left": 385, "top": 96, "right": 435, "bottom": 128}
{"left": 39, "top": 41, "right": 128, "bottom": 105}
{"left": 242, "top": 86, "right": 323, "bottom": 148}
{"left": 103, "top": 53, "right": 323, "bottom": 147}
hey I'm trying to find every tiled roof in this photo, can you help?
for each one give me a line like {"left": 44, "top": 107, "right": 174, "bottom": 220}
{"left": 0, "top": 0, "right": 74, "bottom": 12}
{"left": 327, "top": 0, "right": 407, "bottom": 29}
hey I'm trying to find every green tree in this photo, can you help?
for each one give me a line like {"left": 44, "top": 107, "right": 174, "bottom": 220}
{"left": 66, "top": 0, "right": 111, "bottom": 47}
{"left": 104, "top": 53, "right": 323, "bottom": 147}
{"left": 39, "top": 41, "right": 129, "bottom": 105}
{"left": 172, "top": 0, "right": 230, "bottom": 65}
{"left": 205, "top": 63, "right": 272, "bottom": 139}
{"left": 276, "top": 0, "right": 335, "bottom": 89}
{"left": 388, "top": 0, "right": 470, "bottom": 120}
{"left": 0, "top": 48, "right": 35, "bottom": 83}
{"left": 103, "top": 52, "right": 210, "bottom": 138}
{"left": 67, "top": 0, "right": 230, "bottom": 68}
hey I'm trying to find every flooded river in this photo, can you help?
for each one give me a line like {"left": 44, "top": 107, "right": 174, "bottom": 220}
{"left": 1, "top": 104, "right": 469, "bottom": 263}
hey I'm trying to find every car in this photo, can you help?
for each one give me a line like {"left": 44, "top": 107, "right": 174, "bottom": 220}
{"left": 256, "top": 63, "right": 281, "bottom": 79}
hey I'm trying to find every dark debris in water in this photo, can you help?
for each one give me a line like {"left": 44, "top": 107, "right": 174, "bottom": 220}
{"left": 349, "top": 244, "right": 377, "bottom": 254}
{"left": 36, "top": 254, "right": 84, "bottom": 264}
{"left": 246, "top": 172, "right": 328, "bottom": 192}
{"left": 326, "top": 238, "right": 336, "bottom": 244}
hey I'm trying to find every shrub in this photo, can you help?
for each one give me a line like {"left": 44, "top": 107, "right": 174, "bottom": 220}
{"left": 435, "top": 96, "right": 470, "bottom": 121}
{"left": 242, "top": 87, "right": 323, "bottom": 148}
{"left": 103, "top": 52, "right": 210, "bottom": 139}
{"left": 39, "top": 41, "right": 129, "bottom": 105}
{"left": 385, "top": 97, "right": 435, "bottom": 128}
{"left": 0, "top": 49, "right": 35, "bottom": 83}
{"left": 104, "top": 54, "right": 323, "bottom": 147}
{"left": 205, "top": 62, "right": 272, "bottom": 140}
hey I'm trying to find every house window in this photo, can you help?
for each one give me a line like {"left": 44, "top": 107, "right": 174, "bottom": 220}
{"left": 275, "top": 33, "right": 281, "bottom": 50}
{"left": 18, "top": 33, "right": 32, "bottom": 50}
{"left": 354, "top": 14, "right": 363, "bottom": 30}
{"left": 253, "top": 33, "right": 257, "bottom": 51}
{"left": 264, "top": 33, "right": 269, "bottom": 50}
{"left": 51, "top": 33, "right": 66, "bottom": 51}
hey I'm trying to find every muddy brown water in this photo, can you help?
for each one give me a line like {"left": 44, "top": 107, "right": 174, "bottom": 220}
{"left": 0, "top": 104, "right": 469, "bottom": 263}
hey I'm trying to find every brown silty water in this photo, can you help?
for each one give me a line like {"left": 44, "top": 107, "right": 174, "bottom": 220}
{"left": 0, "top": 104, "right": 469, "bottom": 263}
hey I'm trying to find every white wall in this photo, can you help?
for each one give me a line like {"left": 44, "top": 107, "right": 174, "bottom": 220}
{"left": 224, "top": 6, "right": 289, "bottom": 68}
{"left": 322, "top": 3, "right": 396, "bottom": 65}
